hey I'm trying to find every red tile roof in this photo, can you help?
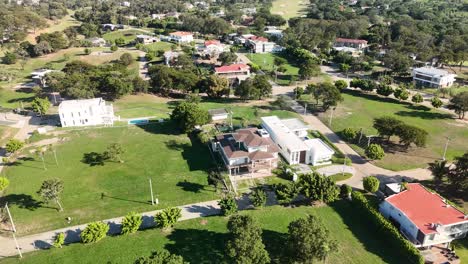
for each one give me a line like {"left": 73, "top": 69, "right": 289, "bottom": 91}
{"left": 385, "top": 183, "right": 467, "bottom": 234}
{"left": 170, "top": 31, "right": 193, "bottom": 36}
{"left": 249, "top": 36, "right": 268, "bottom": 42}
{"left": 335, "top": 38, "right": 367, "bottom": 44}
{"left": 215, "top": 64, "right": 250, "bottom": 73}
{"left": 205, "top": 40, "right": 221, "bottom": 46}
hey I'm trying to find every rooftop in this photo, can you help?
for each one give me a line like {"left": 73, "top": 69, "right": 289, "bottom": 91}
{"left": 215, "top": 64, "right": 250, "bottom": 73}
{"left": 335, "top": 38, "right": 368, "bottom": 44}
{"left": 385, "top": 183, "right": 467, "bottom": 235}
{"left": 281, "top": 118, "right": 310, "bottom": 132}
{"left": 413, "top": 67, "right": 456, "bottom": 77}
{"left": 216, "top": 128, "right": 278, "bottom": 160}
{"left": 59, "top": 98, "right": 105, "bottom": 110}
{"left": 204, "top": 40, "right": 221, "bottom": 46}
{"left": 303, "top": 138, "right": 335, "bottom": 156}
{"left": 261, "top": 116, "right": 308, "bottom": 152}
{"left": 170, "top": 31, "right": 193, "bottom": 36}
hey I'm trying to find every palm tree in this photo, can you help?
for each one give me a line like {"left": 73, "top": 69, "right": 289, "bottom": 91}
{"left": 428, "top": 160, "right": 448, "bottom": 188}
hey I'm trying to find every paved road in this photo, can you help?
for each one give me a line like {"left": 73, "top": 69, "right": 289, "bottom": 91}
{"left": 0, "top": 200, "right": 224, "bottom": 258}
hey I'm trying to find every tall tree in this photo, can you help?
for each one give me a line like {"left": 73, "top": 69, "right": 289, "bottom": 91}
{"left": 297, "top": 172, "right": 339, "bottom": 203}
{"left": 226, "top": 215, "right": 270, "bottom": 264}
{"left": 170, "top": 102, "right": 210, "bottom": 132}
{"left": 447, "top": 91, "right": 468, "bottom": 119}
{"left": 37, "top": 179, "right": 64, "bottom": 212}
{"left": 447, "top": 152, "right": 468, "bottom": 192}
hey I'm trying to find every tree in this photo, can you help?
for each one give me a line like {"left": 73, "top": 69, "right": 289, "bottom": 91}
{"left": 447, "top": 91, "right": 468, "bottom": 119}
{"left": 119, "top": 53, "right": 133, "bottom": 66}
{"left": 201, "top": 75, "right": 229, "bottom": 99}
{"left": 297, "top": 172, "right": 339, "bottom": 203}
{"left": 2, "top": 52, "right": 17, "bottom": 64}
{"left": 37, "top": 179, "right": 64, "bottom": 211}
{"left": 273, "top": 182, "right": 298, "bottom": 205}
{"left": 121, "top": 212, "right": 142, "bottom": 235}
{"left": 218, "top": 196, "right": 238, "bottom": 216}
{"left": 33, "top": 41, "right": 53, "bottom": 56}
{"left": 428, "top": 160, "right": 448, "bottom": 187}
{"left": 31, "top": 97, "right": 51, "bottom": 115}
{"left": 373, "top": 116, "right": 403, "bottom": 141}
{"left": 298, "top": 58, "right": 320, "bottom": 80}
{"left": 340, "top": 184, "right": 352, "bottom": 199}
{"left": 394, "top": 88, "right": 409, "bottom": 101}
{"left": 170, "top": 102, "right": 210, "bottom": 132}
{"left": 294, "top": 87, "right": 304, "bottom": 99}
{"left": 363, "top": 176, "right": 380, "bottom": 193}
{"left": 249, "top": 188, "right": 267, "bottom": 208}
{"left": 431, "top": 97, "right": 443, "bottom": 108}
{"left": 226, "top": 215, "right": 270, "bottom": 264}
{"left": 103, "top": 143, "right": 125, "bottom": 163}
{"left": 339, "top": 63, "right": 350, "bottom": 77}
{"left": 395, "top": 124, "right": 428, "bottom": 148}
{"left": 382, "top": 51, "right": 412, "bottom": 74}
{"left": 0, "top": 177, "right": 10, "bottom": 193}
{"left": 334, "top": 80, "right": 347, "bottom": 91}
{"left": 218, "top": 52, "right": 237, "bottom": 65}
{"left": 53, "top": 233, "right": 65, "bottom": 248}
{"left": 376, "top": 84, "right": 394, "bottom": 97}
{"left": 342, "top": 127, "right": 357, "bottom": 141}
{"left": 36, "top": 32, "right": 68, "bottom": 51}
{"left": 5, "top": 139, "right": 24, "bottom": 153}
{"left": 447, "top": 152, "right": 468, "bottom": 191}
{"left": 411, "top": 93, "right": 423, "bottom": 104}
{"left": 110, "top": 45, "right": 118, "bottom": 52}
{"left": 365, "top": 144, "right": 385, "bottom": 160}
{"left": 135, "top": 250, "right": 188, "bottom": 264}
{"left": 252, "top": 75, "right": 272, "bottom": 99}
{"left": 287, "top": 214, "right": 338, "bottom": 264}
{"left": 80, "top": 222, "right": 109, "bottom": 243}
{"left": 114, "top": 37, "right": 125, "bottom": 46}
{"left": 84, "top": 48, "right": 91, "bottom": 55}
{"left": 154, "top": 207, "right": 182, "bottom": 229}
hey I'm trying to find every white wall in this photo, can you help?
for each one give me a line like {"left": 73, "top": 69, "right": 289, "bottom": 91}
{"left": 380, "top": 201, "right": 420, "bottom": 242}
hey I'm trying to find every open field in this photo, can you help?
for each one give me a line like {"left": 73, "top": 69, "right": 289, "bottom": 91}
{"left": 318, "top": 90, "right": 468, "bottom": 171}
{"left": 0, "top": 204, "right": 412, "bottom": 264}
{"left": 1, "top": 122, "right": 218, "bottom": 235}
{"left": 271, "top": 0, "right": 308, "bottom": 20}
{"left": 0, "top": 125, "right": 19, "bottom": 147}
{"left": 247, "top": 53, "right": 299, "bottom": 85}
{"left": 103, "top": 29, "right": 152, "bottom": 45}
{"left": 25, "top": 12, "right": 81, "bottom": 44}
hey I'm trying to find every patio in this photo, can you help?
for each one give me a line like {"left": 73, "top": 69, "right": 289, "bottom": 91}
{"left": 421, "top": 245, "right": 461, "bottom": 264}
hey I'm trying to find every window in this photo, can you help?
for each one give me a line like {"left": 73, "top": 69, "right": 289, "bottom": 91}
{"left": 71, "top": 112, "right": 74, "bottom": 118}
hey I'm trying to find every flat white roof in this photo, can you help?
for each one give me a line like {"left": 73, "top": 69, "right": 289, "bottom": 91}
{"left": 281, "top": 118, "right": 310, "bottom": 132}
{"left": 386, "top": 183, "right": 402, "bottom": 193}
{"left": 413, "top": 67, "right": 455, "bottom": 77}
{"left": 303, "top": 138, "right": 335, "bottom": 156}
{"left": 261, "top": 116, "right": 308, "bottom": 152}
{"left": 59, "top": 98, "right": 104, "bottom": 110}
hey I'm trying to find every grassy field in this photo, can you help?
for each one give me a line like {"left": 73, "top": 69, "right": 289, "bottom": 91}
{"left": 103, "top": 29, "right": 152, "bottom": 45}
{"left": 0, "top": 125, "right": 19, "bottom": 147}
{"left": 318, "top": 90, "right": 468, "bottom": 171}
{"left": 271, "top": 0, "right": 307, "bottom": 20}
{"left": 25, "top": 12, "right": 81, "bottom": 44}
{"left": 247, "top": 53, "right": 299, "bottom": 85}
{"left": 1, "top": 204, "right": 412, "bottom": 264}
{"left": 1, "top": 122, "right": 218, "bottom": 235}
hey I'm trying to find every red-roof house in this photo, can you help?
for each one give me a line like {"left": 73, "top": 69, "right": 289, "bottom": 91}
{"left": 379, "top": 183, "right": 468, "bottom": 248}
{"left": 333, "top": 38, "right": 368, "bottom": 52}
{"left": 214, "top": 64, "right": 250, "bottom": 83}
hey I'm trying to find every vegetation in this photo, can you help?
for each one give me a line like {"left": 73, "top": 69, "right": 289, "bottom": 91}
{"left": 31, "top": 97, "right": 51, "bottom": 115}
{"left": 363, "top": 176, "right": 380, "bottom": 193}
{"left": 340, "top": 184, "right": 352, "bottom": 199}
{"left": 218, "top": 196, "right": 238, "bottom": 216}
{"left": 170, "top": 102, "right": 210, "bottom": 133}
{"left": 365, "top": 144, "right": 385, "bottom": 160}
{"left": 154, "top": 207, "right": 182, "bottom": 229}
{"left": 235, "top": 75, "right": 272, "bottom": 100}
{"left": 0, "top": 177, "right": 10, "bottom": 193}
{"left": 80, "top": 222, "right": 110, "bottom": 244}
{"left": 53, "top": 233, "right": 65, "bottom": 249}
{"left": 5, "top": 139, "right": 24, "bottom": 154}
{"left": 249, "top": 188, "right": 267, "bottom": 208}
{"left": 37, "top": 178, "right": 64, "bottom": 212}
{"left": 135, "top": 250, "right": 188, "bottom": 264}
{"left": 273, "top": 182, "right": 298, "bottom": 205}
{"left": 121, "top": 212, "right": 143, "bottom": 235}
{"left": 447, "top": 91, "right": 468, "bottom": 119}
{"left": 297, "top": 172, "right": 339, "bottom": 203}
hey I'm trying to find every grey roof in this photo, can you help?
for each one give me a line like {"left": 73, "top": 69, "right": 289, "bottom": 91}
{"left": 413, "top": 67, "right": 452, "bottom": 77}
{"left": 208, "top": 108, "right": 228, "bottom": 116}
{"left": 280, "top": 118, "right": 310, "bottom": 132}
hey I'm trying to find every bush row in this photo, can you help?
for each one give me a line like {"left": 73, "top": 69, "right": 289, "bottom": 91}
{"left": 350, "top": 191, "right": 424, "bottom": 264}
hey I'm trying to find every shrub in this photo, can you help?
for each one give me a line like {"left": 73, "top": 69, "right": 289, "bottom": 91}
{"left": 84, "top": 48, "right": 91, "bottom": 55}
{"left": 376, "top": 84, "right": 394, "bottom": 96}
{"left": 121, "top": 212, "right": 142, "bottom": 235}
{"left": 0, "top": 177, "right": 10, "bottom": 192}
{"left": 334, "top": 80, "right": 347, "bottom": 90}
{"left": 249, "top": 188, "right": 267, "bottom": 207}
{"left": 119, "top": 52, "right": 134, "bottom": 66}
{"left": 5, "top": 139, "right": 24, "bottom": 153}
{"left": 53, "top": 233, "right": 65, "bottom": 248}
{"left": 431, "top": 97, "right": 443, "bottom": 108}
{"left": 363, "top": 176, "right": 380, "bottom": 193}
{"left": 365, "top": 144, "right": 385, "bottom": 160}
{"left": 273, "top": 182, "right": 298, "bottom": 205}
{"left": 342, "top": 127, "right": 357, "bottom": 141}
{"left": 394, "top": 88, "right": 409, "bottom": 101}
{"left": 340, "top": 184, "right": 352, "bottom": 199}
{"left": 80, "top": 222, "right": 109, "bottom": 243}
{"left": 350, "top": 192, "right": 424, "bottom": 264}
{"left": 110, "top": 45, "right": 118, "bottom": 52}
{"left": 411, "top": 93, "right": 423, "bottom": 103}
{"left": 154, "top": 207, "right": 182, "bottom": 229}
{"left": 2, "top": 52, "right": 17, "bottom": 64}
{"left": 218, "top": 196, "right": 238, "bottom": 216}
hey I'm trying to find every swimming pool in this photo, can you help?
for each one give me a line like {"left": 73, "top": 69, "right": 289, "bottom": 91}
{"left": 128, "top": 118, "right": 149, "bottom": 125}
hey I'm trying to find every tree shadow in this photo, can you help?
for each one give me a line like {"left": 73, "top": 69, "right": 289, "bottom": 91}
{"left": 330, "top": 200, "right": 410, "bottom": 264}
{"left": 0, "top": 194, "right": 43, "bottom": 211}
{"left": 176, "top": 180, "right": 205, "bottom": 193}
{"left": 135, "top": 121, "right": 181, "bottom": 136}
{"left": 165, "top": 227, "right": 227, "bottom": 263}
{"left": 406, "top": 104, "right": 431, "bottom": 112}
{"left": 164, "top": 137, "right": 215, "bottom": 172}
{"left": 262, "top": 229, "right": 288, "bottom": 263}
{"left": 81, "top": 152, "right": 105, "bottom": 166}
{"left": 394, "top": 110, "right": 454, "bottom": 120}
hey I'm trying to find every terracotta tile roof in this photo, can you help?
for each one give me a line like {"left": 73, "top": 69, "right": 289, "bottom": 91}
{"left": 215, "top": 64, "right": 249, "bottom": 73}
{"left": 216, "top": 128, "right": 279, "bottom": 160}
{"left": 205, "top": 40, "right": 221, "bottom": 46}
{"left": 170, "top": 31, "right": 193, "bottom": 36}
{"left": 249, "top": 35, "right": 268, "bottom": 42}
{"left": 385, "top": 183, "right": 468, "bottom": 234}
{"left": 335, "top": 38, "right": 367, "bottom": 44}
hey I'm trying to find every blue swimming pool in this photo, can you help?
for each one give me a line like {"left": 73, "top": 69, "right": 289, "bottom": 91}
{"left": 128, "top": 119, "right": 149, "bottom": 125}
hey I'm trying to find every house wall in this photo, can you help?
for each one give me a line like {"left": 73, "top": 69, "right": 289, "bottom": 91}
{"left": 211, "top": 114, "right": 228, "bottom": 121}
{"left": 380, "top": 201, "right": 421, "bottom": 243}
{"left": 59, "top": 103, "right": 114, "bottom": 128}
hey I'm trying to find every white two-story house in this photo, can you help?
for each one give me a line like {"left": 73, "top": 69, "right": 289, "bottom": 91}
{"left": 412, "top": 67, "right": 456, "bottom": 88}
{"left": 212, "top": 128, "right": 279, "bottom": 176}
{"left": 168, "top": 31, "right": 194, "bottom": 43}
{"left": 58, "top": 98, "right": 115, "bottom": 127}
{"left": 380, "top": 183, "right": 468, "bottom": 248}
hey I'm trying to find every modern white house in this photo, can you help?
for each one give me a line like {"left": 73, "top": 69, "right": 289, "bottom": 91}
{"left": 136, "top": 34, "right": 159, "bottom": 44}
{"left": 168, "top": 31, "right": 194, "bottom": 43}
{"left": 212, "top": 128, "right": 279, "bottom": 176}
{"left": 412, "top": 67, "right": 456, "bottom": 88}
{"left": 261, "top": 116, "right": 334, "bottom": 166}
{"left": 58, "top": 98, "right": 116, "bottom": 127}
{"left": 379, "top": 183, "right": 468, "bottom": 248}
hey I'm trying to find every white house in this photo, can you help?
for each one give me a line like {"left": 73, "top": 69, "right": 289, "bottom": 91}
{"left": 136, "top": 34, "right": 159, "bottom": 44}
{"left": 31, "top": 69, "right": 57, "bottom": 87}
{"left": 412, "top": 67, "right": 456, "bottom": 88}
{"left": 163, "top": 51, "right": 181, "bottom": 66}
{"left": 58, "top": 98, "right": 115, "bottom": 127}
{"left": 151, "top": 14, "right": 166, "bottom": 20}
{"left": 168, "top": 31, "right": 194, "bottom": 43}
{"left": 197, "top": 40, "right": 228, "bottom": 58}
{"left": 261, "top": 116, "right": 334, "bottom": 166}
{"left": 380, "top": 183, "right": 468, "bottom": 248}
{"left": 333, "top": 38, "right": 368, "bottom": 55}
{"left": 245, "top": 36, "right": 282, "bottom": 53}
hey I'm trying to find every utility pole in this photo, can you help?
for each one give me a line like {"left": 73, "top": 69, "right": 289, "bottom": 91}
{"left": 342, "top": 155, "right": 347, "bottom": 178}
{"left": 304, "top": 103, "right": 307, "bottom": 115}
{"left": 5, "top": 203, "right": 22, "bottom": 258}
{"left": 149, "top": 178, "right": 155, "bottom": 206}
{"left": 229, "top": 109, "right": 233, "bottom": 130}
{"left": 442, "top": 137, "right": 451, "bottom": 161}
{"left": 328, "top": 108, "right": 335, "bottom": 127}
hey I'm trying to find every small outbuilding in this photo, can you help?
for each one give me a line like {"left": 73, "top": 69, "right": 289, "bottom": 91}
{"left": 208, "top": 108, "right": 229, "bottom": 121}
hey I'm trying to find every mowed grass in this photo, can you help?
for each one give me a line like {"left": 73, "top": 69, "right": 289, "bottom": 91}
{"left": 0, "top": 204, "right": 410, "bottom": 264}
{"left": 271, "top": 0, "right": 307, "bottom": 19}
{"left": 318, "top": 91, "right": 468, "bottom": 171}
{"left": 25, "top": 12, "right": 81, "bottom": 44}
{"left": 0, "top": 125, "right": 19, "bottom": 146}
{"left": 103, "top": 29, "right": 152, "bottom": 45}
{"left": 1, "top": 122, "right": 218, "bottom": 235}
{"left": 247, "top": 53, "right": 300, "bottom": 85}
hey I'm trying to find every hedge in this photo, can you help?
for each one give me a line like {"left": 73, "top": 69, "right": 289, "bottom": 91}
{"left": 350, "top": 191, "right": 424, "bottom": 264}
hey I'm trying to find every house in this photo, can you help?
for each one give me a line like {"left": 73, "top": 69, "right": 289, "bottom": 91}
{"left": 166, "top": 12, "right": 181, "bottom": 19}
{"left": 151, "top": 14, "right": 166, "bottom": 20}
{"left": 136, "top": 34, "right": 159, "bottom": 44}
{"left": 87, "top": 37, "right": 107, "bottom": 47}
{"left": 121, "top": 1, "right": 130, "bottom": 7}
{"left": 212, "top": 128, "right": 280, "bottom": 176}
{"left": 242, "top": 7, "right": 257, "bottom": 15}
{"left": 333, "top": 38, "right": 368, "bottom": 53}
{"left": 197, "top": 40, "right": 228, "bottom": 58}
{"left": 412, "top": 67, "right": 456, "bottom": 88}
{"left": 31, "top": 69, "right": 56, "bottom": 87}
{"left": 208, "top": 108, "right": 229, "bottom": 121}
{"left": 101, "top": 24, "right": 124, "bottom": 31}
{"left": 163, "top": 51, "right": 181, "bottom": 66}
{"left": 214, "top": 64, "right": 251, "bottom": 84}
{"left": 169, "top": 31, "right": 193, "bottom": 43}
{"left": 261, "top": 116, "right": 334, "bottom": 166}
{"left": 245, "top": 36, "right": 282, "bottom": 53}
{"left": 58, "top": 98, "right": 115, "bottom": 127}
{"left": 264, "top": 27, "right": 283, "bottom": 39}
{"left": 379, "top": 183, "right": 468, "bottom": 248}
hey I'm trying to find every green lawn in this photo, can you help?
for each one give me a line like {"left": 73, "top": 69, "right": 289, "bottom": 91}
{"left": 103, "top": 29, "right": 152, "bottom": 45}
{"left": 0, "top": 204, "right": 410, "bottom": 264}
{"left": 25, "top": 12, "right": 81, "bottom": 44}
{"left": 318, "top": 90, "right": 468, "bottom": 171}
{"left": 1, "top": 122, "right": 218, "bottom": 235}
{"left": 0, "top": 125, "right": 19, "bottom": 147}
{"left": 271, "top": 0, "right": 307, "bottom": 20}
{"left": 330, "top": 172, "right": 353, "bottom": 182}
{"left": 247, "top": 53, "right": 299, "bottom": 85}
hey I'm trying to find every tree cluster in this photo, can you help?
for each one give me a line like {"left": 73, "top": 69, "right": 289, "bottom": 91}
{"left": 234, "top": 75, "right": 272, "bottom": 100}
{"left": 373, "top": 116, "right": 428, "bottom": 149}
